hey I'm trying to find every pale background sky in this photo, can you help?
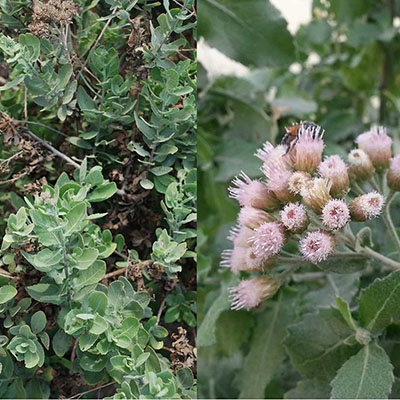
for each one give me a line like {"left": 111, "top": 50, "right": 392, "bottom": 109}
{"left": 199, "top": 0, "right": 313, "bottom": 77}
{"left": 270, "top": 0, "right": 312, "bottom": 33}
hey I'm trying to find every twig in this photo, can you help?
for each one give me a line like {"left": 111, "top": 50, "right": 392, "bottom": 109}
{"left": 103, "top": 260, "right": 153, "bottom": 279}
{"left": 148, "top": 0, "right": 190, "bottom": 64}
{"left": 24, "top": 88, "right": 28, "bottom": 120}
{"left": 80, "top": 8, "right": 118, "bottom": 71}
{"left": 16, "top": 120, "right": 68, "bottom": 137}
{"left": 0, "top": 151, "right": 24, "bottom": 165}
{"left": 70, "top": 382, "right": 115, "bottom": 399}
{"left": 16, "top": 122, "right": 129, "bottom": 196}
{"left": 156, "top": 297, "right": 167, "bottom": 324}
{"left": 70, "top": 333, "right": 81, "bottom": 363}
{"left": 23, "top": 127, "right": 81, "bottom": 168}
{"left": 0, "top": 267, "right": 16, "bottom": 279}
{"left": 0, "top": 170, "right": 30, "bottom": 185}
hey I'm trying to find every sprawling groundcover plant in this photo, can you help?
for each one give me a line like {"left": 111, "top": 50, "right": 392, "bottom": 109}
{"left": 0, "top": 160, "right": 195, "bottom": 399}
{"left": 222, "top": 122, "right": 400, "bottom": 399}
{"left": 0, "top": 0, "right": 196, "bottom": 398}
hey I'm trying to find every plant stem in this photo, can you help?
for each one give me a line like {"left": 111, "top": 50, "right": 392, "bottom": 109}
{"left": 292, "top": 272, "right": 326, "bottom": 281}
{"left": 370, "top": 177, "right": 382, "bottom": 192}
{"left": 362, "top": 246, "right": 400, "bottom": 270}
{"left": 60, "top": 233, "right": 72, "bottom": 304}
{"left": 381, "top": 190, "right": 400, "bottom": 258}
{"left": 351, "top": 182, "right": 366, "bottom": 195}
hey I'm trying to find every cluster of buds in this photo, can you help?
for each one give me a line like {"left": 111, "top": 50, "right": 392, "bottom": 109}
{"left": 224, "top": 123, "right": 397, "bottom": 310}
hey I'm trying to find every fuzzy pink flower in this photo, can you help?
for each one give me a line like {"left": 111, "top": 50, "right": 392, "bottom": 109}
{"left": 288, "top": 171, "right": 311, "bottom": 194}
{"left": 350, "top": 191, "right": 384, "bottom": 221}
{"left": 348, "top": 149, "right": 374, "bottom": 181}
{"left": 256, "top": 142, "right": 292, "bottom": 170}
{"left": 290, "top": 124, "right": 325, "bottom": 173}
{"left": 244, "top": 247, "right": 276, "bottom": 270}
{"left": 387, "top": 155, "right": 400, "bottom": 191}
{"left": 221, "top": 247, "right": 247, "bottom": 274}
{"left": 229, "top": 172, "right": 280, "bottom": 210}
{"left": 318, "top": 155, "right": 350, "bottom": 197}
{"left": 228, "top": 225, "right": 253, "bottom": 248}
{"left": 248, "top": 222, "right": 285, "bottom": 259}
{"left": 238, "top": 206, "right": 273, "bottom": 229}
{"left": 322, "top": 199, "right": 350, "bottom": 230}
{"left": 356, "top": 126, "right": 392, "bottom": 169}
{"left": 230, "top": 276, "right": 279, "bottom": 310}
{"left": 280, "top": 203, "right": 309, "bottom": 233}
{"left": 263, "top": 164, "right": 296, "bottom": 203}
{"left": 300, "top": 231, "right": 335, "bottom": 263}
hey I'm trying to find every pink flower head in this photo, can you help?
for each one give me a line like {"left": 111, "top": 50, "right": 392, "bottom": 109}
{"left": 321, "top": 199, "right": 350, "bottom": 230}
{"left": 244, "top": 247, "right": 275, "bottom": 270}
{"left": 248, "top": 222, "right": 285, "bottom": 259}
{"left": 348, "top": 149, "right": 374, "bottom": 181}
{"left": 238, "top": 206, "right": 273, "bottom": 229}
{"left": 318, "top": 155, "right": 350, "bottom": 197}
{"left": 229, "top": 172, "right": 279, "bottom": 210}
{"left": 356, "top": 126, "right": 392, "bottom": 169}
{"left": 280, "top": 202, "right": 309, "bottom": 233}
{"left": 228, "top": 225, "right": 253, "bottom": 248}
{"left": 350, "top": 191, "right": 384, "bottom": 221}
{"left": 230, "top": 276, "right": 279, "bottom": 310}
{"left": 263, "top": 163, "right": 296, "bottom": 203}
{"left": 221, "top": 247, "right": 247, "bottom": 274}
{"left": 290, "top": 123, "right": 325, "bottom": 173}
{"left": 288, "top": 171, "right": 311, "bottom": 195}
{"left": 256, "top": 142, "right": 292, "bottom": 170}
{"left": 387, "top": 155, "right": 400, "bottom": 191}
{"left": 300, "top": 178, "right": 332, "bottom": 214}
{"left": 300, "top": 230, "right": 335, "bottom": 263}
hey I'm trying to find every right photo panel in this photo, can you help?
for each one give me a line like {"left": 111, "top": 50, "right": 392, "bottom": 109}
{"left": 198, "top": 0, "right": 400, "bottom": 399}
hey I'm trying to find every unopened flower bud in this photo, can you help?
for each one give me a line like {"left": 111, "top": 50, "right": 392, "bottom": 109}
{"left": 350, "top": 191, "right": 384, "bottom": 221}
{"left": 248, "top": 222, "right": 285, "bottom": 260}
{"left": 300, "top": 178, "right": 331, "bottom": 214}
{"left": 321, "top": 199, "right": 350, "bottom": 230}
{"left": 318, "top": 155, "right": 350, "bottom": 198}
{"left": 280, "top": 202, "right": 309, "bottom": 233}
{"left": 387, "top": 155, "right": 400, "bottom": 191}
{"left": 230, "top": 276, "right": 280, "bottom": 310}
{"left": 229, "top": 172, "right": 280, "bottom": 210}
{"left": 288, "top": 171, "right": 312, "bottom": 195}
{"left": 300, "top": 230, "right": 335, "bottom": 263}
{"left": 238, "top": 207, "right": 274, "bottom": 229}
{"left": 290, "top": 124, "right": 325, "bottom": 173}
{"left": 348, "top": 149, "right": 374, "bottom": 181}
{"left": 356, "top": 126, "right": 392, "bottom": 170}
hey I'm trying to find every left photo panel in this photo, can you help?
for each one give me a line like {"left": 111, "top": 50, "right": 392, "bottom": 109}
{"left": 0, "top": 0, "right": 196, "bottom": 398}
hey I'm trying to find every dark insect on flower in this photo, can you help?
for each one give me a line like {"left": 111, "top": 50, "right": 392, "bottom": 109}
{"left": 281, "top": 121, "right": 323, "bottom": 154}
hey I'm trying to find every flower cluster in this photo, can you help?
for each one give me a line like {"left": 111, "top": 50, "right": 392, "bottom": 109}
{"left": 224, "top": 123, "right": 396, "bottom": 310}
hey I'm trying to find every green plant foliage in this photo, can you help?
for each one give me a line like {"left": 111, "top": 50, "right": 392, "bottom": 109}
{"left": 198, "top": 0, "right": 400, "bottom": 398}
{"left": 0, "top": 0, "right": 196, "bottom": 397}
